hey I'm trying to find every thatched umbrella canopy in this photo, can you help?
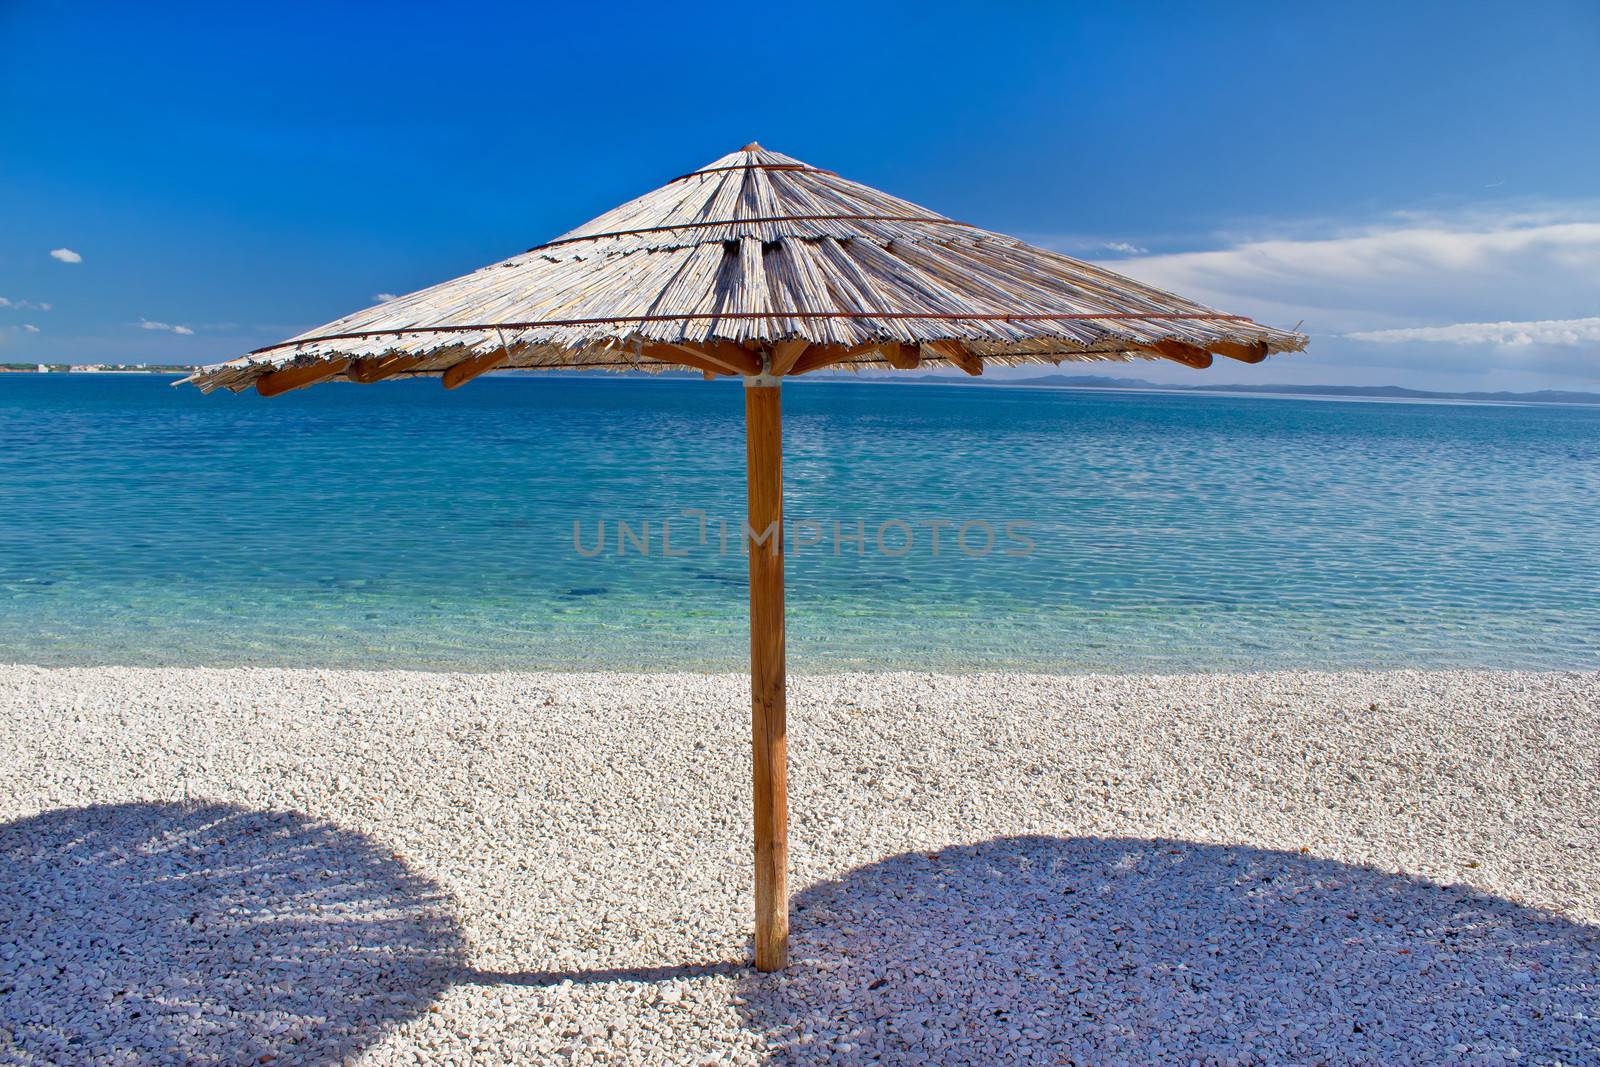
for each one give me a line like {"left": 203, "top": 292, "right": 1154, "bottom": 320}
{"left": 185, "top": 144, "right": 1306, "bottom": 971}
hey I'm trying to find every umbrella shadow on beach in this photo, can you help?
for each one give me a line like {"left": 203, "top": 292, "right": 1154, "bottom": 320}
{"left": 0, "top": 801, "right": 466, "bottom": 1065}
{"left": 739, "top": 835, "right": 1600, "bottom": 1064}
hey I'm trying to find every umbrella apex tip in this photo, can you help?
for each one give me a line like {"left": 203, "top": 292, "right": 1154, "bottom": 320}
{"left": 741, "top": 141, "right": 763, "bottom": 152}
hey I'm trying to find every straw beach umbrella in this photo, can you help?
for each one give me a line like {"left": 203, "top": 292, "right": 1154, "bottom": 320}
{"left": 184, "top": 144, "right": 1306, "bottom": 971}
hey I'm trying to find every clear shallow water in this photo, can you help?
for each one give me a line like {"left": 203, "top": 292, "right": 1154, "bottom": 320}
{"left": 1, "top": 374, "right": 1596, "bottom": 672}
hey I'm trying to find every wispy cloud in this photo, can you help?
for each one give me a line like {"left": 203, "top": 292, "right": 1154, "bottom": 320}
{"left": 139, "top": 318, "right": 195, "bottom": 336}
{"left": 1100, "top": 213, "right": 1600, "bottom": 333}
{"left": 0, "top": 297, "right": 52, "bottom": 311}
{"left": 49, "top": 248, "right": 83, "bottom": 264}
{"left": 1057, "top": 203, "right": 1600, "bottom": 388}
{"left": 1347, "top": 317, "right": 1600, "bottom": 347}
{"left": 1101, "top": 241, "right": 1148, "bottom": 255}
{"left": 374, "top": 292, "right": 398, "bottom": 302}
{"left": 0, "top": 323, "right": 43, "bottom": 345}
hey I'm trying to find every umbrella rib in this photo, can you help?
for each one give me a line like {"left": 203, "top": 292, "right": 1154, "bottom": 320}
{"left": 525, "top": 215, "right": 981, "bottom": 253}
{"left": 327, "top": 344, "right": 1147, "bottom": 377}
{"left": 663, "top": 163, "right": 838, "bottom": 184}
{"left": 252, "top": 312, "right": 1255, "bottom": 356}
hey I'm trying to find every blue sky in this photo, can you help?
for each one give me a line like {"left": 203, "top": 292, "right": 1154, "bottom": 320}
{"left": 2, "top": 1, "right": 1596, "bottom": 389}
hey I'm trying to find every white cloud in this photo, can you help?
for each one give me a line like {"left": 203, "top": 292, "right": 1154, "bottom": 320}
{"left": 1346, "top": 317, "right": 1600, "bottom": 347}
{"left": 139, "top": 318, "right": 195, "bottom": 335}
{"left": 1105, "top": 216, "right": 1600, "bottom": 333}
{"left": 49, "top": 248, "right": 83, "bottom": 264}
{"left": 1075, "top": 208, "right": 1600, "bottom": 389}
{"left": 0, "top": 297, "right": 51, "bottom": 311}
{"left": 374, "top": 292, "right": 398, "bottom": 302}
{"left": 22, "top": 324, "right": 40, "bottom": 333}
{"left": 1102, "top": 241, "right": 1148, "bottom": 255}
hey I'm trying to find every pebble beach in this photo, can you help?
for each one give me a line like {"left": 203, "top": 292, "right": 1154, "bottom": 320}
{"left": 1, "top": 666, "right": 1596, "bottom": 1065}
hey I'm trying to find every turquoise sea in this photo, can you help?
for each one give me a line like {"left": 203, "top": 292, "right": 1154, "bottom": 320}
{"left": 1, "top": 374, "right": 1596, "bottom": 672}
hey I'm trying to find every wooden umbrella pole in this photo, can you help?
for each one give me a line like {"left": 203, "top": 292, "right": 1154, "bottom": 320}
{"left": 744, "top": 369, "right": 788, "bottom": 971}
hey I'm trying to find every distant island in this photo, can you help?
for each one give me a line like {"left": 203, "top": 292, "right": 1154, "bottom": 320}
{"left": 505, "top": 366, "right": 1600, "bottom": 404}
{"left": 901, "top": 373, "right": 1600, "bottom": 406}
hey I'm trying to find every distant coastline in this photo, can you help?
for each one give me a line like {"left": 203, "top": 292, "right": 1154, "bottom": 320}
{"left": 508, "top": 367, "right": 1600, "bottom": 406}
{"left": 0, "top": 363, "right": 196, "bottom": 375}
{"left": 987, "top": 374, "right": 1600, "bottom": 406}
{"left": 10, "top": 363, "right": 1598, "bottom": 406}
{"left": 528, "top": 369, "right": 1600, "bottom": 406}
{"left": 785, "top": 371, "right": 1600, "bottom": 406}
